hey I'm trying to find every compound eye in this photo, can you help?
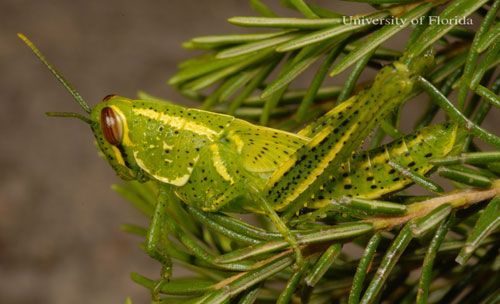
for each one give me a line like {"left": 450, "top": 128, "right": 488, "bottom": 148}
{"left": 102, "top": 94, "right": 116, "bottom": 102}
{"left": 100, "top": 107, "right": 123, "bottom": 146}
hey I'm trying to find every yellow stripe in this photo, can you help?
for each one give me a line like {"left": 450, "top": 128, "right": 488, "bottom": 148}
{"left": 228, "top": 133, "right": 244, "bottom": 153}
{"left": 297, "top": 97, "right": 355, "bottom": 137}
{"left": 276, "top": 123, "right": 359, "bottom": 209}
{"left": 110, "top": 106, "right": 133, "bottom": 146}
{"left": 133, "top": 151, "right": 191, "bottom": 186}
{"left": 111, "top": 146, "right": 126, "bottom": 166}
{"left": 443, "top": 124, "right": 458, "bottom": 155}
{"left": 267, "top": 156, "right": 297, "bottom": 186}
{"left": 210, "top": 144, "right": 234, "bottom": 184}
{"left": 306, "top": 126, "right": 332, "bottom": 148}
{"left": 133, "top": 108, "right": 219, "bottom": 139}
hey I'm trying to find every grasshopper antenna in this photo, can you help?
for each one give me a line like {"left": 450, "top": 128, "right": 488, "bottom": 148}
{"left": 18, "top": 33, "right": 92, "bottom": 114}
{"left": 46, "top": 111, "right": 92, "bottom": 124}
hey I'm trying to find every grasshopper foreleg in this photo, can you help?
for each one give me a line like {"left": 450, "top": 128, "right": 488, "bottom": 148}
{"left": 146, "top": 188, "right": 174, "bottom": 302}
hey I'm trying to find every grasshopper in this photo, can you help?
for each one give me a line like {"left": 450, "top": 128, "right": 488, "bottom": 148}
{"left": 20, "top": 34, "right": 454, "bottom": 291}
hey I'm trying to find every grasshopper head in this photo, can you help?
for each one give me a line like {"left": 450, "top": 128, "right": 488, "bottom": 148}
{"left": 90, "top": 95, "right": 145, "bottom": 181}
{"left": 89, "top": 95, "right": 150, "bottom": 181}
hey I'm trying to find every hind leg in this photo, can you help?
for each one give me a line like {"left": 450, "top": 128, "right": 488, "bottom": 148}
{"left": 202, "top": 184, "right": 304, "bottom": 267}
{"left": 248, "top": 187, "right": 303, "bottom": 267}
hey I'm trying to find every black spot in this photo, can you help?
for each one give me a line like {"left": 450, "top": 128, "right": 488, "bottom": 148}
{"left": 389, "top": 169, "right": 396, "bottom": 174}
{"left": 344, "top": 184, "right": 352, "bottom": 190}
{"left": 408, "top": 161, "right": 416, "bottom": 167}
{"left": 366, "top": 176, "right": 374, "bottom": 181}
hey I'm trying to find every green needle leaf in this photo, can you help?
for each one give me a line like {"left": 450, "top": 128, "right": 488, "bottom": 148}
{"left": 289, "top": 0, "right": 319, "bottom": 19}
{"left": 261, "top": 43, "right": 330, "bottom": 99}
{"left": 456, "top": 0, "right": 499, "bottom": 110}
{"left": 429, "top": 51, "right": 467, "bottom": 84}
{"left": 187, "top": 31, "right": 294, "bottom": 49}
{"left": 187, "top": 207, "right": 261, "bottom": 245}
{"left": 456, "top": 196, "right": 500, "bottom": 265}
{"left": 411, "top": 204, "right": 452, "bottom": 237}
{"left": 237, "top": 285, "right": 261, "bottom": 304}
{"left": 276, "top": 11, "right": 389, "bottom": 52}
{"left": 216, "top": 33, "right": 299, "bottom": 59}
{"left": 470, "top": 39, "right": 500, "bottom": 89}
{"left": 120, "top": 224, "right": 147, "bottom": 237}
{"left": 474, "top": 85, "right": 500, "bottom": 108}
{"left": 360, "top": 224, "right": 414, "bottom": 304}
{"left": 417, "top": 76, "right": 500, "bottom": 149}
{"left": 215, "top": 223, "right": 373, "bottom": 264}
{"left": 416, "top": 214, "right": 454, "bottom": 304}
{"left": 182, "top": 50, "right": 273, "bottom": 91}
{"left": 348, "top": 233, "right": 382, "bottom": 304}
{"left": 250, "top": 0, "right": 277, "bottom": 17}
{"left": 431, "top": 152, "right": 500, "bottom": 166}
{"left": 388, "top": 160, "right": 444, "bottom": 193}
{"left": 112, "top": 184, "right": 154, "bottom": 217}
{"left": 277, "top": 259, "right": 313, "bottom": 304}
{"left": 228, "top": 17, "right": 344, "bottom": 29}
{"left": 336, "top": 48, "right": 374, "bottom": 102}
{"left": 170, "top": 55, "right": 244, "bottom": 86}
{"left": 343, "top": 197, "right": 407, "bottom": 216}
{"left": 331, "top": 3, "right": 432, "bottom": 76}
{"left": 304, "top": 243, "right": 342, "bottom": 286}
{"left": 438, "top": 166, "right": 493, "bottom": 188}
{"left": 405, "top": 0, "right": 490, "bottom": 58}
{"left": 131, "top": 273, "right": 214, "bottom": 295}
{"left": 475, "top": 23, "right": 500, "bottom": 53}
{"left": 204, "top": 253, "right": 295, "bottom": 304}
{"left": 296, "top": 41, "right": 347, "bottom": 121}
{"left": 228, "top": 59, "right": 280, "bottom": 114}
{"left": 341, "top": 0, "right": 420, "bottom": 3}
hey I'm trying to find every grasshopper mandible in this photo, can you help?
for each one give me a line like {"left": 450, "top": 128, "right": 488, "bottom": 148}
{"left": 20, "top": 34, "right": 450, "bottom": 285}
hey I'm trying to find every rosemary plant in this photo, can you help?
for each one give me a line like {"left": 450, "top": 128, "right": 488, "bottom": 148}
{"left": 110, "top": 0, "right": 499, "bottom": 303}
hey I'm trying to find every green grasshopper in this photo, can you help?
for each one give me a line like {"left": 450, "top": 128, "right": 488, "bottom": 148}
{"left": 20, "top": 33, "right": 454, "bottom": 287}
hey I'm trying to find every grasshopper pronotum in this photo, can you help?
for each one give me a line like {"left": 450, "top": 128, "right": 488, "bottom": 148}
{"left": 20, "top": 34, "right": 459, "bottom": 294}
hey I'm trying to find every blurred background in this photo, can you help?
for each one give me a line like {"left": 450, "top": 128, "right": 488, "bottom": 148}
{"left": 0, "top": 1, "right": 496, "bottom": 303}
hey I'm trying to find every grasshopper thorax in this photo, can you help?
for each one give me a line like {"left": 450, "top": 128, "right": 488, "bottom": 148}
{"left": 91, "top": 95, "right": 235, "bottom": 186}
